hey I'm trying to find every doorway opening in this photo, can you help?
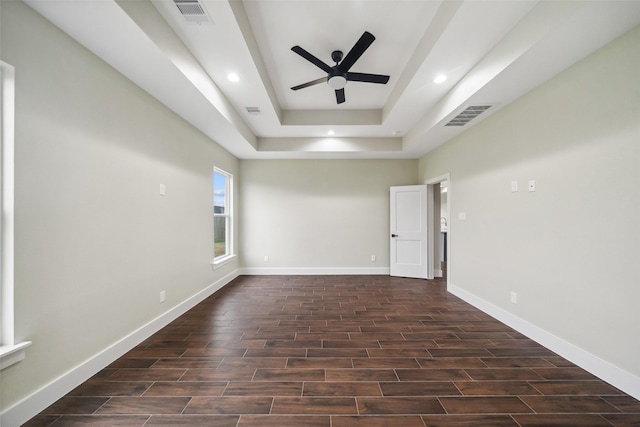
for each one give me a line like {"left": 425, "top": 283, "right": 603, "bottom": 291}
{"left": 426, "top": 174, "right": 450, "bottom": 284}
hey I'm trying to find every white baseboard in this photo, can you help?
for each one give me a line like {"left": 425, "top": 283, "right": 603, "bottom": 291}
{"left": 1, "top": 270, "right": 240, "bottom": 427}
{"left": 448, "top": 283, "right": 640, "bottom": 401}
{"left": 239, "top": 267, "right": 390, "bottom": 275}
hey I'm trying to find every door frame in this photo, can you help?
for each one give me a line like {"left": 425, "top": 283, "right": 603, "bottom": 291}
{"left": 425, "top": 173, "right": 450, "bottom": 288}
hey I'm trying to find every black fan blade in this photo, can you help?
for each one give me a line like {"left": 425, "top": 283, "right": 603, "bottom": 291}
{"left": 291, "top": 76, "right": 327, "bottom": 91}
{"left": 338, "top": 31, "right": 375, "bottom": 72}
{"left": 291, "top": 46, "right": 333, "bottom": 74}
{"left": 335, "top": 88, "right": 345, "bottom": 104}
{"left": 346, "top": 72, "right": 389, "bottom": 84}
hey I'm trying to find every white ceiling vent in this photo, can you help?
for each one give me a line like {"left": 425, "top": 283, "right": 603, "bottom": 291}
{"left": 173, "top": 0, "right": 211, "bottom": 24}
{"left": 445, "top": 105, "right": 492, "bottom": 127}
{"left": 245, "top": 107, "right": 261, "bottom": 114}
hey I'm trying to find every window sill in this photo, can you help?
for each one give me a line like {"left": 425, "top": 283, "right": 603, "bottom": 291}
{"left": 0, "top": 341, "right": 32, "bottom": 370}
{"left": 211, "top": 254, "right": 236, "bottom": 270}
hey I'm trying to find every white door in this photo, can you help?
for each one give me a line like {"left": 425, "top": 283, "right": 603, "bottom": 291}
{"left": 390, "top": 185, "right": 432, "bottom": 279}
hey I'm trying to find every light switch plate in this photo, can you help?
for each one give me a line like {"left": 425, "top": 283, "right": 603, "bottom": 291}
{"left": 511, "top": 181, "right": 518, "bottom": 192}
{"left": 528, "top": 180, "right": 536, "bottom": 192}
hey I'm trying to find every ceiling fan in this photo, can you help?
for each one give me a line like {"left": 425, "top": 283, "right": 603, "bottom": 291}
{"left": 290, "top": 31, "right": 390, "bottom": 104}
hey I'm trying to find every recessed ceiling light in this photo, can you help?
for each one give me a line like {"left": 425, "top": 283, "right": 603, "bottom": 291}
{"left": 392, "top": 130, "right": 401, "bottom": 136}
{"left": 327, "top": 130, "right": 335, "bottom": 136}
{"left": 227, "top": 73, "right": 240, "bottom": 82}
{"left": 434, "top": 74, "right": 447, "bottom": 84}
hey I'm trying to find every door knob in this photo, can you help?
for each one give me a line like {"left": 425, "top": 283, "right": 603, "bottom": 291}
{"left": 391, "top": 234, "right": 398, "bottom": 237}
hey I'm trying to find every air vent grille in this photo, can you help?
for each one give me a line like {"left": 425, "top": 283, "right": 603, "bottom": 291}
{"left": 173, "top": 0, "right": 210, "bottom": 24}
{"left": 245, "top": 107, "right": 261, "bottom": 114}
{"left": 445, "top": 105, "right": 492, "bottom": 127}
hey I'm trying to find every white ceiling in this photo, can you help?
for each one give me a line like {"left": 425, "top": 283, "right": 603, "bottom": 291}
{"left": 24, "top": 0, "right": 640, "bottom": 159}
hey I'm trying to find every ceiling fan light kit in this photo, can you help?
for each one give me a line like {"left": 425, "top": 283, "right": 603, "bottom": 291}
{"left": 328, "top": 75, "right": 347, "bottom": 90}
{"left": 290, "top": 31, "right": 390, "bottom": 104}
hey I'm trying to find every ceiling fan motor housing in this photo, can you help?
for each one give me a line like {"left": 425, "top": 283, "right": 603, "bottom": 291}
{"left": 328, "top": 50, "right": 347, "bottom": 89}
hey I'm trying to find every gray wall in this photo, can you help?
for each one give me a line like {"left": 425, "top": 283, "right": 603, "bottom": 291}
{"left": 419, "top": 24, "right": 640, "bottom": 379}
{"left": 239, "top": 159, "right": 418, "bottom": 271}
{"left": 1, "top": 1, "right": 239, "bottom": 412}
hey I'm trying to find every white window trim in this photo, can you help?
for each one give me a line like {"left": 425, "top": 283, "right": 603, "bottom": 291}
{"left": 212, "top": 167, "right": 234, "bottom": 267}
{"left": 212, "top": 253, "right": 237, "bottom": 269}
{"left": 1, "top": 61, "right": 31, "bottom": 370}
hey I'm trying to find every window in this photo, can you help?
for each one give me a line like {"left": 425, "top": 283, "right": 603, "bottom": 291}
{"left": 1, "top": 61, "right": 31, "bottom": 370}
{"left": 213, "top": 168, "right": 233, "bottom": 264}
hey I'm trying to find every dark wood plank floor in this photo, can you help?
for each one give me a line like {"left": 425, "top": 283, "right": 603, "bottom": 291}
{"left": 25, "top": 273, "right": 640, "bottom": 426}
